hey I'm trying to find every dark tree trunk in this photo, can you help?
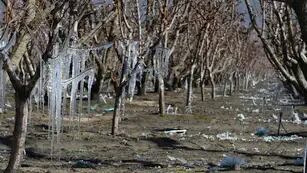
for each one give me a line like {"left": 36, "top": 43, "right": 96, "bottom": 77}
{"left": 229, "top": 78, "right": 234, "bottom": 96}
{"left": 91, "top": 54, "right": 106, "bottom": 100}
{"left": 292, "top": 1, "right": 307, "bottom": 46}
{"left": 154, "top": 77, "right": 159, "bottom": 93}
{"left": 137, "top": 71, "right": 147, "bottom": 96}
{"left": 223, "top": 80, "right": 227, "bottom": 97}
{"left": 91, "top": 74, "right": 104, "bottom": 100}
{"left": 201, "top": 82, "right": 205, "bottom": 101}
{"left": 5, "top": 94, "right": 28, "bottom": 173}
{"left": 209, "top": 73, "right": 216, "bottom": 99}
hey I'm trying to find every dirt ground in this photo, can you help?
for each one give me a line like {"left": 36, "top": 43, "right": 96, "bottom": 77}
{"left": 0, "top": 79, "right": 306, "bottom": 173}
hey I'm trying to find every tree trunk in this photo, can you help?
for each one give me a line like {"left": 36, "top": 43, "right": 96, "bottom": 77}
{"left": 91, "top": 73, "right": 104, "bottom": 100}
{"left": 158, "top": 76, "right": 165, "bottom": 115}
{"left": 137, "top": 71, "right": 147, "bottom": 96}
{"left": 236, "top": 75, "right": 240, "bottom": 91}
{"left": 233, "top": 77, "right": 238, "bottom": 92}
{"left": 154, "top": 77, "right": 159, "bottom": 93}
{"left": 172, "top": 76, "right": 179, "bottom": 91}
{"left": 210, "top": 74, "right": 216, "bottom": 99}
{"left": 223, "top": 80, "right": 227, "bottom": 97}
{"left": 186, "top": 65, "right": 196, "bottom": 109}
{"left": 111, "top": 91, "right": 122, "bottom": 135}
{"left": 201, "top": 82, "right": 205, "bottom": 101}
{"left": 229, "top": 78, "right": 234, "bottom": 96}
{"left": 111, "top": 57, "right": 128, "bottom": 135}
{"left": 200, "top": 66, "right": 205, "bottom": 101}
{"left": 292, "top": 1, "right": 307, "bottom": 46}
{"left": 5, "top": 95, "right": 28, "bottom": 173}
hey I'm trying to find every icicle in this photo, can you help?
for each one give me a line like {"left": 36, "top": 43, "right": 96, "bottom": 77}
{"left": 87, "top": 73, "right": 95, "bottom": 113}
{"left": 61, "top": 50, "right": 72, "bottom": 116}
{"left": 69, "top": 49, "right": 81, "bottom": 123}
{"left": 118, "top": 40, "right": 140, "bottom": 101}
{"left": 47, "top": 43, "right": 63, "bottom": 157}
{"left": 0, "top": 59, "right": 5, "bottom": 113}
{"left": 128, "top": 41, "right": 138, "bottom": 101}
{"left": 153, "top": 47, "right": 170, "bottom": 79}
{"left": 44, "top": 41, "right": 102, "bottom": 157}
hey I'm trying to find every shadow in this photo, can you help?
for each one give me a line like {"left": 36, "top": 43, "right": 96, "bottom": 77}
{"left": 33, "top": 124, "right": 49, "bottom": 131}
{"left": 244, "top": 165, "right": 301, "bottom": 173}
{"left": 121, "top": 159, "right": 165, "bottom": 168}
{"left": 144, "top": 137, "right": 202, "bottom": 151}
{"left": 270, "top": 131, "right": 307, "bottom": 137}
{"left": 63, "top": 157, "right": 166, "bottom": 169}
{"left": 25, "top": 147, "right": 47, "bottom": 159}
{"left": 145, "top": 137, "right": 181, "bottom": 149}
{"left": 0, "top": 135, "right": 13, "bottom": 147}
{"left": 234, "top": 150, "right": 300, "bottom": 160}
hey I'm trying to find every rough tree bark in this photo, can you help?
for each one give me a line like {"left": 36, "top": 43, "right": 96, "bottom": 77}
{"left": 5, "top": 94, "right": 28, "bottom": 173}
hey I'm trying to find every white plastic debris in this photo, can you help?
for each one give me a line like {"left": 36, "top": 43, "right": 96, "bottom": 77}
{"left": 272, "top": 114, "right": 278, "bottom": 120}
{"left": 292, "top": 112, "right": 302, "bottom": 124}
{"left": 252, "top": 109, "right": 260, "bottom": 113}
{"left": 263, "top": 135, "right": 302, "bottom": 142}
{"left": 164, "top": 129, "right": 187, "bottom": 135}
{"left": 202, "top": 134, "right": 215, "bottom": 140}
{"left": 167, "top": 155, "right": 187, "bottom": 164}
{"left": 237, "top": 114, "right": 245, "bottom": 121}
{"left": 216, "top": 132, "right": 237, "bottom": 141}
{"left": 99, "top": 94, "right": 108, "bottom": 104}
{"left": 166, "top": 105, "right": 178, "bottom": 115}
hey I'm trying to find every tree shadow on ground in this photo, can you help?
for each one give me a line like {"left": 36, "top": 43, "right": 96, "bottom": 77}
{"left": 270, "top": 131, "right": 307, "bottom": 137}
{"left": 0, "top": 135, "right": 12, "bottom": 147}
{"left": 142, "top": 136, "right": 300, "bottom": 160}
{"left": 144, "top": 137, "right": 200, "bottom": 151}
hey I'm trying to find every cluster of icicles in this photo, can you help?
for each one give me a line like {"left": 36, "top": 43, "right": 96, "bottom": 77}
{"left": 0, "top": 39, "right": 171, "bottom": 156}
{"left": 31, "top": 45, "right": 96, "bottom": 155}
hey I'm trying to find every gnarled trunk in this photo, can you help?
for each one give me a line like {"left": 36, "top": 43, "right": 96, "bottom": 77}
{"left": 5, "top": 94, "right": 28, "bottom": 173}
